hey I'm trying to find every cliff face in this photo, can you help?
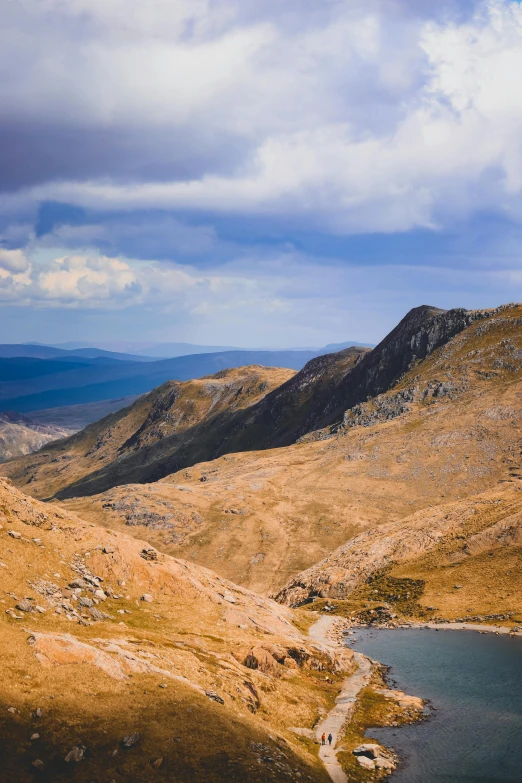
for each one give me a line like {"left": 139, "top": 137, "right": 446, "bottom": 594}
{"left": 298, "top": 305, "right": 494, "bottom": 439}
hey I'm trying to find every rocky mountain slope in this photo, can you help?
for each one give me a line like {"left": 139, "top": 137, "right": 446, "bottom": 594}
{"left": 3, "top": 366, "right": 294, "bottom": 499}
{"left": 276, "top": 485, "right": 522, "bottom": 621}
{"left": 0, "top": 477, "right": 355, "bottom": 783}
{"left": 0, "top": 304, "right": 494, "bottom": 499}
{"left": 0, "top": 412, "right": 72, "bottom": 463}
{"left": 57, "top": 304, "right": 522, "bottom": 603}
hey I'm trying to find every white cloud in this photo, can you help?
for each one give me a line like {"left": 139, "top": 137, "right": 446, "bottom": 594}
{"left": 0, "top": 249, "right": 274, "bottom": 316}
{"left": 1, "top": 1, "right": 520, "bottom": 234}
{"left": 0, "top": 249, "right": 30, "bottom": 273}
{"left": 0, "top": 0, "right": 521, "bottom": 241}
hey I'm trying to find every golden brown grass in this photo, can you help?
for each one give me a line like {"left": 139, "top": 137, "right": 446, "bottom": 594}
{"left": 0, "top": 478, "right": 348, "bottom": 782}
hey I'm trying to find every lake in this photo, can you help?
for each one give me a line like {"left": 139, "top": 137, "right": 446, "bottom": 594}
{"left": 350, "top": 628, "right": 522, "bottom": 782}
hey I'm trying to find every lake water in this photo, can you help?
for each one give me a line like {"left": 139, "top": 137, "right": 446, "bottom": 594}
{"left": 350, "top": 628, "right": 522, "bottom": 782}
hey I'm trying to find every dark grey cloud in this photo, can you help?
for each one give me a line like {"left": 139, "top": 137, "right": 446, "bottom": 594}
{"left": 0, "top": 122, "right": 250, "bottom": 192}
{"left": 0, "top": 0, "right": 459, "bottom": 196}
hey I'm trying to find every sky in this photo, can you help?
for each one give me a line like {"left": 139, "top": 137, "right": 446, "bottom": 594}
{"left": 1, "top": 0, "right": 522, "bottom": 348}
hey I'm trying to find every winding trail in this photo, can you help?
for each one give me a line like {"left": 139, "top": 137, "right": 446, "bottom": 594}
{"left": 309, "top": 616, "right": 373, "bottom": 783}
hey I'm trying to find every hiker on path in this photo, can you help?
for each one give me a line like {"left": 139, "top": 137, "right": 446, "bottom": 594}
{"left": 328, "top": 733, "right": 333, "bottom": 746}
{"left": 321, "top": 733, "right": 326, "bottom": 746}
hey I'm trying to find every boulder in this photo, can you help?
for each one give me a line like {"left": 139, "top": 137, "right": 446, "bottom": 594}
{"left": 357, "top": 756, "right": 376, "bottom": 770}
{"left": 243, "top": 646, "right": 280, "bottom": 675}
{"left": 16, "top": 599, "right": 34, "bottom": 613}
{"left": 353, "top": 743, "right": 382, "bottom": 759}
{"left": 206, "top": 690, "right": 225, "bottom": 705}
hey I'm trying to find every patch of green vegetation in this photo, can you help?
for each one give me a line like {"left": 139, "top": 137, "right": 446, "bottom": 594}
{"left": 301, "top": 566, "right": 430, "bottom": 622}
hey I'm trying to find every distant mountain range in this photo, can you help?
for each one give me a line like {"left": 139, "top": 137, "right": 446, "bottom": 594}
{"left": 44, "top": 340, "right": 374, "bottom": 358}
{"left": 2, "top": 344, "right": 156, "bottom": 363}
{"left": 0, "top": 343, "right": 371, "bottom": 415}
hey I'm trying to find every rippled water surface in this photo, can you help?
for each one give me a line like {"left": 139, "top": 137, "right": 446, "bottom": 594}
{"left": 351, "top": 628, "right": 522, "bottom": 782}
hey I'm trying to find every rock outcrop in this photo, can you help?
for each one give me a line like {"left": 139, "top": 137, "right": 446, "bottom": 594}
{"left": 275, "top": 488, "right": 522, "bottom": 610}
{"left": 0, "top": 411, "right": 72, "bottom": 462}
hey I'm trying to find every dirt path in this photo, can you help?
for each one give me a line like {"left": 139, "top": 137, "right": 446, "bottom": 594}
{"left": 309, "top": 616, "right": 373, "bottom": 783}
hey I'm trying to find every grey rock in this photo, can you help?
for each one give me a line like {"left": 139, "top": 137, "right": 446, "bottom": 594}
{"left": 353, "top": 743, "right": 382, "bottom": 759}
{"left": 121, "top": 732, "right": 140, "bottom": 748}
{"left": 206, "top": 690, "right": 225, "bottom": 704}
{"left": 357, "top": 756, "right": 376, "bottom": 770}
{"left": 69, "top": 579, "right": 87, "bottom": 589}
{"left": 140, "top": 548, "right": 158, "bottom": 561}
{"left": 64, "top": 746, "right": 85, "bottom": 762}
{"left": 8, "top": 530, "right": 21, "bottom": 539}
{"left": 16, "top": 599, "right": 34, "bottom": 613}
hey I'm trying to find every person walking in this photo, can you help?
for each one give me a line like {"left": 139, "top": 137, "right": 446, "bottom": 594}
{"left": 328, "top": 733, "right": 333, "bottom": 746}
{"left": 321, "top": 733, "right": 326, "bottom": 746}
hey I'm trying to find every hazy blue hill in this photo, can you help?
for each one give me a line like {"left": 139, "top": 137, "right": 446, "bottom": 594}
{"left": 0, "top": 349, "right": 324, "bottom": 412}
{"left": 0, "top": 344, "right": 155, "bottom": 363}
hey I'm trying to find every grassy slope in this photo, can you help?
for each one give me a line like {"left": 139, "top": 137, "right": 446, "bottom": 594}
{"left": 0, "top": 477, "right": 356, "bottom": 783}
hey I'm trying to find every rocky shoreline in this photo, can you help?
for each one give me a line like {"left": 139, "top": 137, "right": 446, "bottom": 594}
{"left": 309, "top": 611, "right": 522, "bottom": 782}
{"left": 307, "top": 616, "right": 425, "bottom": 782}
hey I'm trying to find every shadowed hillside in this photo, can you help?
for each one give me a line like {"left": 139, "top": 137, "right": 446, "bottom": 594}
{"left": 2, "top": 366, "right": 295, "bottom": 499}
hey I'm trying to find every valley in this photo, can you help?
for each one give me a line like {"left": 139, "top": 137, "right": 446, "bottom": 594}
{"left": 2, "top": 303, "right": 522, "bottom": 782}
